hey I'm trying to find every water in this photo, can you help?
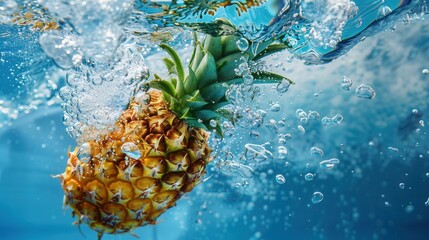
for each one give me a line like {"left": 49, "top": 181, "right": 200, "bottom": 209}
{"left": 1, "top": 0, "right": 429, "bottom": 240}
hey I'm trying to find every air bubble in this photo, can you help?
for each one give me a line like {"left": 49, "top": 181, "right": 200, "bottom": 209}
{"left": 236, "top": 38, "right": 249, "bottom": 52}
{"left": 218, "top": 160, "right": 254, "bottom": 179}
{"left": 341, "top": 76, "right": 353, "bottom": 91}
{"left": 388, "top": 147, "right": 399, "bottom": 153}
{"left": 275, "top": 174, "right": 286, "bottom": 184}
{"left": 405, "top": 205, "right": 414, "bottom": 213}
{"left": 319, "top": 158, "right": 340, "bottom": 169}
{"left": 269, "top": 102, "right": 281, "bottom": 112}
{"left": 419, "top": 120, "right": 425, "bottom": 127}
{"left": 377, "top": 5, "right": 392, "bottom": 18}
{"left": 311, "top": 192, "right": 324, "bottom": 204}
{"left": 277, "top": 146, "right": 288, "bottom": 160}
{"left": 322, "top": 114, "right": 343, "bottom": 127}
{"left": 210, "top": 119, "right": 217, "bottom": 127}
{"left": 244, "top": 143, "right": 273, "bottom": 163}
{"left": 121, "top": 142, "right": 141, "bottom": 159}
{"left": 305, "top": 173, "right": 314, "bottom": 181}
{"left": 276, "top": 79, "right": 290, "bottom": 93}
{"left": 425, "top": 197, "right": 429, "bottom": 206}
{"left": 298, "top": 125, "right": 305, "bottom": 134}
{"left": 422, "top": 69, "right": 429, "bottom": 74}
{"left": 310, "top": 147, "right": 324, "bottom": 156}
{"left": 308, "top": 111, "right": 320, "bottom": 120}
{"left": 356, "top": 84, "right": 376, "bottom": 99}
{"left": 399, "top": 183, "right": 405, "bottom": 189}
{"left": 78, "top": 142, "right": 91, "bottom": 162}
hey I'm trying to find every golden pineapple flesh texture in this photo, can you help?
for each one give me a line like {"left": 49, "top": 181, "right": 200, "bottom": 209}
{"left": 59, "top": 89, "right": 212, "bottom": 236}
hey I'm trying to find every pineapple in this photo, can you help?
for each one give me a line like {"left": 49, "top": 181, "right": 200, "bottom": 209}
{"left": 57, "top": 30, "right": 291, "bottom": 239}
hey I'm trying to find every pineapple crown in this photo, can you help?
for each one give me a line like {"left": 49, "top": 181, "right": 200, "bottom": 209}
{"left": 149, "top": 26, "right": 292, "bottom": 136}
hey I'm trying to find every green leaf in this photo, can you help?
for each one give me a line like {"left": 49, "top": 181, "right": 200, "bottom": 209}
{"left": 216, "top": 52, "right": 248, "bottom": 82}
{"left": 160, "top": 43, "right": 185, "bottom": 82}
{"left": 162, "top": 57, "right": 177, "bottom": 75}
{"left": 253, "top": 43, "right": 289, "bottom": 61}
{"left": 188, "top": 32, "right": 199, "bottom": 65}
{"left": 195, "top": 51, "right": 218, "bottom": 88}
{"left": 216, "top": 108, "right": 234, "bottom": 122}
{"left": 175, "top": 74, "right": 185, "bottom": 98}
{"left": 149, "top": 80, "right": 176, "bottom": 97}
{"left": 221, "top": 35, "right": 240, "bottom": 56}
{"left": 183, "top": 119, "right": 207, "bottom": 130}
{"left": 248, "top": 40, "right": 273, "bottom": 59}
{"left": 191, "top": 43, "right": 204, "bottom": 72}
{"left": 185, "top": 100, "right": 208, "bottom": 109}
{"left": 194, "top": 110, "right": 222, "bottom": 121}
{"left": 252, "top": 71, "right": 294, "bottom": 84}
{"left": 211, "top": 101, "right": 230, "bottom": 111}
{"left": 203, "top": 35, "right": 222, "bottom": 60}
{"left": 184, "top": 67, "right": 198, "bottom": 94}
{"left": 200, "top": 83, "right": 228, "bottom": 103}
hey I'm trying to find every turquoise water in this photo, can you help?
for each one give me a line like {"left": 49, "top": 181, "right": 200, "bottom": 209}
{"left": 1, "top": 1, "right": 429, "bottom": 239}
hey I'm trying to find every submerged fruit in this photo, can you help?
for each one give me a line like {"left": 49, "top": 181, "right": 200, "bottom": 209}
{"left": 58, "top": 24, "right": 291, "bottom": 238}
{"left": 59, "top": 90, "right": 211, "bottom": 238}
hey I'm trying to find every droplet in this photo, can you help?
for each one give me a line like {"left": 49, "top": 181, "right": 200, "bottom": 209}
{"left": 341, "top": 76, "right": 353, "bottom": 91}
{"left": 236, "top": 38, "right": 249, "bottom": 52}
{"left": 276, "top": 79, "right": 290, "bottom": 93}
{"left": 356, "top": 84, "right": 376, "bottom": 99}
{"left": 78, "top": 142, "right": 91, "bottom": 162}
{"left": 399, "top": 183, "right": 405, "bottom": 189}
{"left": 275, "top": 174, "right": 286, "bottom": 184}
{"left": 305, "top": 173, "right": 314, "bottom": 181}
{"left": 121, "top": 142, "right": 141, "bottom": 159}
{"left": 319, "top": 158, "right": 340, "bottom": 169}
{"left": 311, "top": 192, "right": 324, "bottom": 204}
{"left": 310, "top": 147, "right": 324, "bottom": 156}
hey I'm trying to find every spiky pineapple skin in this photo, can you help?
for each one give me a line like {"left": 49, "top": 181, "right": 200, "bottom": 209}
{"left": 59, "top": 90, "right": 211, "bottom": 235}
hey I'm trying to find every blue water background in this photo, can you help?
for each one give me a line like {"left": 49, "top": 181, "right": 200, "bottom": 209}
{"left": 1, "top": 2, "right": 429, "bottom": 240}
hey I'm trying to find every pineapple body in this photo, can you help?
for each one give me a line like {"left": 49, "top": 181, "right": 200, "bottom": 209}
{"left": 60, "top": 90, "right": 211, "bottom": 236}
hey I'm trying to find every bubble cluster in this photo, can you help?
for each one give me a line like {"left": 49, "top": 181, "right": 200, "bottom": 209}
{"left": 321, "top": 114, "right": 344, "bottom": 127}
{"left": 300, "top": 0, "right": 358, "bottom": 48}
{"left": 60, "top": 45, "right": 149, "bottom": 142}
{"left": 0, "top": 0, "right": 18, "bottom": 24}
